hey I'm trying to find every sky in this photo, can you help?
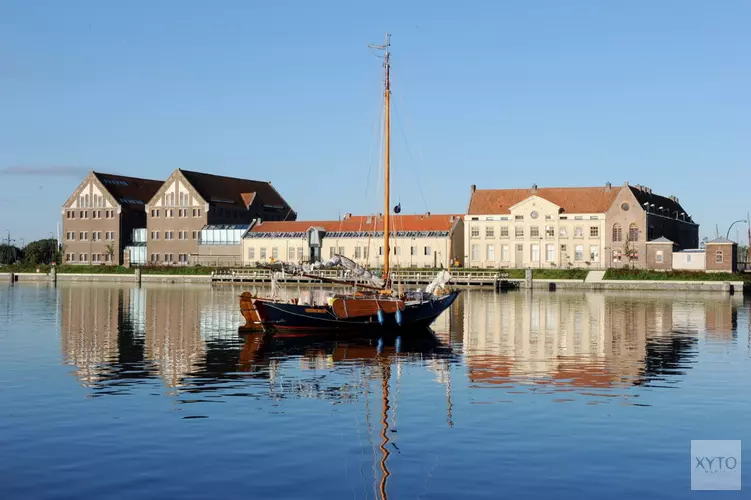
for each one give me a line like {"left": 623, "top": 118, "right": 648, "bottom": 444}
{"left": 1, "top": 1, "right": 749, "bottom": 245}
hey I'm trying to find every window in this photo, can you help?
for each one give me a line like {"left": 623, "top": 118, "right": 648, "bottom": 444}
{"left": 179, "top": 192, "right": 189, "bottom": 206}
{"left": 500, "top": 226, "right": 509, "bottom": 238}
{"left": 501, "top": 245, "right": 509, "bottom": 261}
{"left": 516, "top": 244, "right": 523, "bottom": 252}
{"left": 168, "top": 209, "right": 174, "bottom": 218}
{"left": 486, "top": 244, "right": 495, "bottom": 261}
{"left": 530, "top": 226, "right": 539, "bottom": 237}
{"left": 363, "top": 247, "right": 368, "bottom": 259}
{"left": 260, "top": 248, "right": 266, "bottom": 259}
{"left": 65, "top": 253, "right": 72, "bottom": 262}
{"left": 545, "top": 215, "right": 552, "bottom": 220}
{"left": 178, "top": 231, "right": 185, "bottom": 240}
{"left": 515, "top": 226, "right": 524, "bottom": 238}
{"left": 289, "top": 247, "right": 296, "bottom": 259}
{"left": 656, "top": 250, "right": 664, "bottom": 263}
{"left": 165, "top": 253, "right": 173, "bottom": 263}
{"left": 167, "top": 193, "right": 175, "bottom": 206}
{"left": 590, "top": 226, "right": 599, "bottom": 238}
{"left": 355, "top": 247, "right": 361, "bottom": 259}
{"left": 338, "top": 246, "right": 344, "bottom": 256}
{"left": 471, "top": 244, "right": 479, "bottom": 261}
{"left": 546, "top": 226, "right": 555, "bottom": 238}
{"left": 248, "top": 248, "right": 255, "bottom": 259}
{"left": 515, "top": 215, "right": 524, "bottom": 221}
{"left": 574, "top": 227, "right": 583, "bottom": 238}
{"left": 80, "top": 232, "right": 88, "bottom": 241}
{"left": 379, "top": 247, "right": 383, "bottom": 256}
{"left": 151, "top": 254, "right": 160, "bottom": 263}
{"left": 179, "top": 254, "right": 188, "bottom": 264}
{"left": 424, "top": 246, "right": 431, "bottom": 256}
{"left": 629, "top": 224, "right": 639, "bottom": 242}
{"left": 165, "top": 231, "right": 173, "bottom": 240}
{"left": 192, "top": 231, "right": 197, "bottom": 240}
{"left": 79, "top": 253, "right": 87, "bottom": 262}
{"left": 105, "top": 253, "right": 112, "bottom": 263}
{"left": 546, "top": 244, "right": 554, "bottom": 262}
{"left": 574, "top": 216, "right": 583, "bottom": 220}
{"left": 574, "top": 245, "right": 584, "bottom": 261}
{"left": 561, "top": 244, "right": 567, "bottom": 253}
{"left": 471, "top": 226, "right": 480, "bottom": 238}
{"left": 151, "top": 231, "right": 159, "bottom": 240}
{"left": 612, "top": 223, "right": 622, "bottom": 242}
{"left": 92, "top": 254, "right": 100, "bottom": 263}
{"left": 612, "top": 250, "right": 622, "bottom": 263}
{"left": 67, "top": 211, "right": 74, "bottom": 219}
{"left": 590, "top": 245, "right": 599, "bottom": 263}
{"left": 485, "top": 226, "right": 495, "bottom": 238}
{"left": 410, "top": 246, "right": 417, "bottom": 256}
{"left": 92, "top": 232, "right": 100, "bottom": 241}
{"left": 394, "top": 246, "right": 400, "bottom": 255}
{"left": 66, "top": 232, "right": 74, "bottom": 241}
{"left": 716, "top": 250, "right": 723, "bottom": 264}
{"left": 530, "top": 244, "right": 540, "bottom": 262}
{"left": 297, "top": 248, "right": 303, "bottom": 260}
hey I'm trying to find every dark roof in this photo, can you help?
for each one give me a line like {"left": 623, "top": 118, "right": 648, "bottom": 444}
{"left": 94, "top": 172, "right": 163, "bottom": 209}
{"left": 628, "top": 186, "right": 692, "bottom": 222}
{"left": 180, "top": 169, "right": 294, "bottom": 215}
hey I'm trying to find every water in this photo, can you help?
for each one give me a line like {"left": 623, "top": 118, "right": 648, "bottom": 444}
{"left": 1, "top": 283, "right": 749, "bottom": 499}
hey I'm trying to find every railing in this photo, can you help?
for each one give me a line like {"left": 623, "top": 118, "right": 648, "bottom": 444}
{"left": 212, "top": 268, "right": 512, "bottom": 284}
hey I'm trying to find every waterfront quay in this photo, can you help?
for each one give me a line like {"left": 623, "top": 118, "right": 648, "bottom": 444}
{"left": 3, "top": 268, "right": 747, "bottom": 294}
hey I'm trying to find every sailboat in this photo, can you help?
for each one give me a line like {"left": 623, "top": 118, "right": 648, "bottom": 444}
{"left": 239, "top": 34, "right": 460, "bottom": 333}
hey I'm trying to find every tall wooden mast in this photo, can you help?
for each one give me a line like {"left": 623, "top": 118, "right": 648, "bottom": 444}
{"left": 371, "top": 33, "right": 391, "bottom": 285}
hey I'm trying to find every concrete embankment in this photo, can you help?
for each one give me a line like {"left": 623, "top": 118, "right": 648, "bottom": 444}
{"left": 0, "top": 271, "right": 746, "bottom": 293}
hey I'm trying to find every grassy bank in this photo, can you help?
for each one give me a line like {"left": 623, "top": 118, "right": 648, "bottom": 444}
{"left": 603, "top": 269, "right": 744, "bottom": 281}
{"left": 0, "top": 264, "right": 231, "bottom": 275}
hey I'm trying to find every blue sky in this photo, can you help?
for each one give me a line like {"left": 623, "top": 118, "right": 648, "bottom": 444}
{"left": 1, "top": 1, "right": 749, "bottom": 245}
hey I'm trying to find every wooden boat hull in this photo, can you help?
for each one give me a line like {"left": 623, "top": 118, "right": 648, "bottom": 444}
{"left": 250, "top": 290, "right": 460, "bottom": 331}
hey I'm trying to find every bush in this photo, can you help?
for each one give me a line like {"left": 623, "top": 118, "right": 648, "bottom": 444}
{"left": 603, "top": 268, "right": 742, "bottom": 281}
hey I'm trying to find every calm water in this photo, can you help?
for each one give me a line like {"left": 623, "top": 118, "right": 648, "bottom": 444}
{"left": 1, "top": 283, "right": 749, "bottom": 499}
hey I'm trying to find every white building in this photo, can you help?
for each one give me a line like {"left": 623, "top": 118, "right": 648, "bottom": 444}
{"left": 243, "top": 213, "right": 464, "bottom": 269}
{"left": 464, "top": 184, "right": 617, "bottom": 269}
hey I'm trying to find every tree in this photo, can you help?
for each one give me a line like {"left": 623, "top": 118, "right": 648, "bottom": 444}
{"left": 22, "top": 238, "right": 59, "bottom": 265}
{"left": 623, "top": 235, "right": 639, "bottom": 269}
{"left": 0, "top": 244, "right": 23, "bottom": 265}
{"left": 105, "top": 243, "right": 115, "bottom": 264}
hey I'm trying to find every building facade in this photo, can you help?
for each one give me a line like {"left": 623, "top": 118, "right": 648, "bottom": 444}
{"left": 145, "top": 169, "right": 295, "bottom": 265}
{"left": 61, "top": 172, "right": 163, "bottom": 265}
{"left": 465, "top": 184, "right": 615, "bottom": 269}
{"left": 465, "top": 182, "right": 699, "bottom": 269}
{"left": 243, "top": 213, "right": 464, "bottom": 269}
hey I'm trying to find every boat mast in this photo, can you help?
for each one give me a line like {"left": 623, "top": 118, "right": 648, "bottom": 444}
{"left": 371, "top": 33, "right": 391, "bottom": 286}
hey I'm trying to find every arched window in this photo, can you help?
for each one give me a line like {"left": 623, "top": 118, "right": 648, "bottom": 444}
{"left": 628, "top": 223, "right": 639, "bottom": 242}
{"left": 716, "top": 250, "right": 724, "bottom": 264}
{"left": 612, "top": 223, "right": 622, "bottom": 242}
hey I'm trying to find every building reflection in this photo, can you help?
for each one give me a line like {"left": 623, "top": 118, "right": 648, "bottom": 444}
{"left": 462, "top": 290, "right": 741, "bottom": 392}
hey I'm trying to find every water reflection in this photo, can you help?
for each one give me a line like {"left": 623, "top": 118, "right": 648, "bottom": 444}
{"left": 60, "top": 285, "right": 742, "bottom": 401}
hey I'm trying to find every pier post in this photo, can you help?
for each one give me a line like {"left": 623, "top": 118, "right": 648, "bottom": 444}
{"left": 525, "top": 268, "right": 532, "bottom": 289}
{"left": 135, "top": 268, "right": 142, "bottom": 287}
{"left": 50, "top": 266, "right": 57, "bottom": 286}
{"left": 9, "top": 272, "right": 14, "bottom": 286}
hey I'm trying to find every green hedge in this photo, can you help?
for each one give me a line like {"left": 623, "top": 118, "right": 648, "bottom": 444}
{"left": 603, "top": 268, "right": 743, "bottom": 281}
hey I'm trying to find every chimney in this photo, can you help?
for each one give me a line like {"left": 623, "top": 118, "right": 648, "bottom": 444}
{"left": 532, "top": 184, "right": 538, "bottom": 193}
{"left": 424, "top": 211, "right": 431, "bottom": 217}
{"left": 605, "top": 182, "right": 611, "bottom": 192}
{"left": 450, "top": 215, "right": 455, "bottom": 222}
{"left": 470, "top": 184, "right": 476, "bottom": 196}
{"left": 344, "top": 213, "right": 351, "bottom": 219}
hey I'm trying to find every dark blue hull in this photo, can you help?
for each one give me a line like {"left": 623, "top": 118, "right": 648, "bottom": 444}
{"left": 254, "top": 291, "right": 460, "bottom": 331}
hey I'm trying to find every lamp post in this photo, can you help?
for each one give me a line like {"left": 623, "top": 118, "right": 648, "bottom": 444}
{"left": 726, "top": 220, "right": 747, "bottom": 240}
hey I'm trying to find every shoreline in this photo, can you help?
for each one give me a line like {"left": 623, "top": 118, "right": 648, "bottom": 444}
{"left": 2, "top": 271, "right": 747, "bottom": 294}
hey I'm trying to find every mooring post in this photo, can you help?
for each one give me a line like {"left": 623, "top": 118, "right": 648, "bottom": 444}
{"left": 50, "top": 266, "right": 57, "bottom": 286}
{"left": 9, "top": 272, "right": 15, "bottom": 286}
{"left": 525, "top": 268, "right": 533, "bottom": 289}
{"left": 135, "top": 268, "right": 142, "bottom": 287}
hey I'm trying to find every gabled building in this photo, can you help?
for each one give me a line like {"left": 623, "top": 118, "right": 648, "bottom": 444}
{"left": 465, "top": 184, "right": 617, "bottom": 268}
{"left": 242, "top": 213, "right": 464, "bottom": 269}
{"left": 145, "top": 169, "right": 295, "bottom": 265}
{"left": 61, "top": 172, "right": 163, "bottom": 265}
{"left": 465, "top": 181, "right": 698, "bottom": 269}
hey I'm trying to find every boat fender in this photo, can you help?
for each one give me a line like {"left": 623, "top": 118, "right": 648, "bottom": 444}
{"left": 395, "top": 336, "right": 402, "bottom": 353}
{"left": 395, "top": 309, "right": 403, "bottom": 326}
{"left": 377, "top": 309, "right": 385, "bottom": 325}
{"left": 377, "top": 337, "right": 384, "bottom": 354}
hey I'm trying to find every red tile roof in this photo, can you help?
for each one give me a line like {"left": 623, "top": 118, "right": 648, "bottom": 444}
{"left": 249, "top": 213, "right": 461, "bottom": 234}
{"left": 467, "top": 186, "right": 620, "bottom": 215}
